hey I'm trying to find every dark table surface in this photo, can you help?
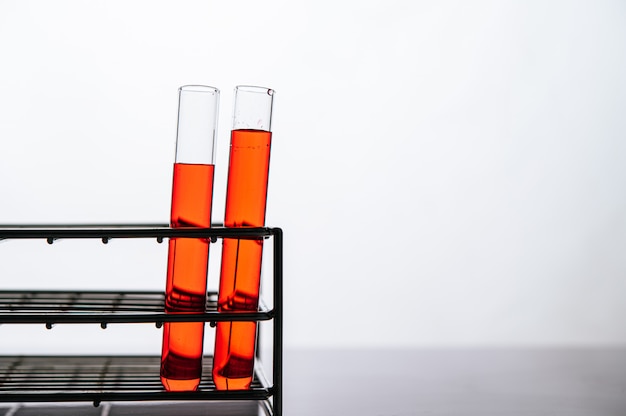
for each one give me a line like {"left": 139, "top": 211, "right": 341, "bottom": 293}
{"left": 2, "top": 348, "right": 625, "bottom": 415}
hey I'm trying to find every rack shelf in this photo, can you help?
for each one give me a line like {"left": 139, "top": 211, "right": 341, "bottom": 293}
{"left": 0, "top": 225, "right": 283, "bottom": 416}
{"left": 0, "top": 290, "right": 273, "bottom": 326}
{"left": 0, "top": 355, "right": 272, "bottom": 405}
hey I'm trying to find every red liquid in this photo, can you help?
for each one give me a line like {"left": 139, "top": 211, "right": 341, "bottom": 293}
{"left": 161, "top": 163, "right": 214, "bottom": 391}
{"left": 213, "top": 129, "right": 272, "bottom": 390}
{"left": 213, "top": 321, "right": 258, "bottom": 390}
{"left": 160, "top": 321, "right": 205, "bottom": 391}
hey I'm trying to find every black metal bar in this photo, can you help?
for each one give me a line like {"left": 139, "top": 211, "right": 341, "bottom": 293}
{"left": 0, "top": 223, "right": 224, "bottom": 229}
{"left": 272, "top": 228, "right": 283, "bottom": 416}
{"left": 0, "top": 225, "right": 272, "bottom": 240}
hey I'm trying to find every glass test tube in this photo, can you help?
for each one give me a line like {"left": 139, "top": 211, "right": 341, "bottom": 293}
{"left": 161, "top": 85, "right": 219, "bottom": 392}
{"left": 213, "top": 85, "right": 274, "bottom": 390}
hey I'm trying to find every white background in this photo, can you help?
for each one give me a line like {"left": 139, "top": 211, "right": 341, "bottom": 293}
{"left": 0, "top": 0, "right": 625, "bottom": 353}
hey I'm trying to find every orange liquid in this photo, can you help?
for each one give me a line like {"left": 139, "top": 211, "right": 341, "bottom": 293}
{"left": 160, "top": 321, "right": 205, "bottom": 391}
{"left": 213, "top": 321, "right": 258, "bottom": 390}
{"left": 213, "top": 129, "right": 272, "bottom": 390}
{"left": 161, "top": 163, "right": 214, "bottom": 391}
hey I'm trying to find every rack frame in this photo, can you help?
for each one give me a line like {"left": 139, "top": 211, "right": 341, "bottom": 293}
{"left": 0, "top": 225, "right": 283, "bottom": 416}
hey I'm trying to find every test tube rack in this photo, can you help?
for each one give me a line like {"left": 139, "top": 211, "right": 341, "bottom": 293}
{"left": 0, "top": 224, "right": 283, "bottom": 416}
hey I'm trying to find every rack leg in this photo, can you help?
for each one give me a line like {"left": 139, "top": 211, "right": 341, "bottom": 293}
{"left": 272, "top": 228, "right": 283, "bottom": 416}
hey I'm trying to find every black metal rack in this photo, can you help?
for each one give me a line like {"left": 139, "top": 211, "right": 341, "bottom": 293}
{"left": 0, "top": 225, "right": 283, "bottom": 416}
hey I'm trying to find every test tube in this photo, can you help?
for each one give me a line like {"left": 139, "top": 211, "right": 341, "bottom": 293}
{"left": 213, "top": 85, "right": 274, "bottom": 390}
{"left": 161, "top": 85, "right": 219, "bottom": 391}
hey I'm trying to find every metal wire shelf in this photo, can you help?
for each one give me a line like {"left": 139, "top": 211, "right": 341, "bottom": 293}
{"left": 0, "top": 290, "right": 273, "bottom": 326}
{"left": 0, "top": 224, "right": 283, "bottom": 416}
{"left": 0, "top": 355, "right": 272, "bottom": 405}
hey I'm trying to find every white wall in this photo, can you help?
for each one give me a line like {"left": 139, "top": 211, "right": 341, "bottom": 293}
{"left": 0, "top": 0, "right": 625, "bottom": 352}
